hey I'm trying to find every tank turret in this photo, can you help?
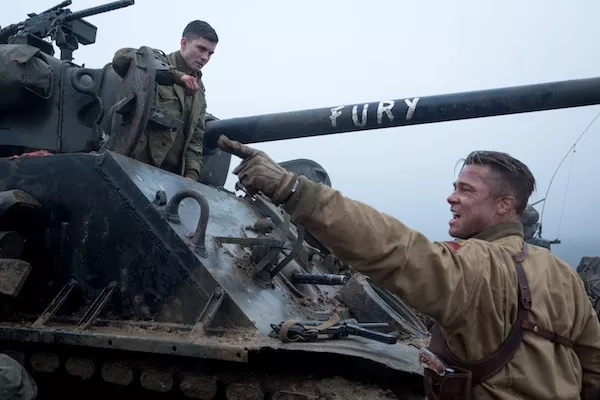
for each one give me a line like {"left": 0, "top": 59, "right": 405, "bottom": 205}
{"left": 0, "top": 0, "right": 135, "bottom": 158}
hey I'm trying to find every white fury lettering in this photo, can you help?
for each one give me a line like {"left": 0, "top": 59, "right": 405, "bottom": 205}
{"left": 329, "top": 98, "right": 421, "bottom": 128}
{"left": 352, "top": 104, "right": 368, "bottom": 127}
{"left": 404, "top": 98, "right": 419, "bottom": 120}
{"left": 329, "top": 106, "right": 344, "bottom": 127}
{"left": 377, "top": 101, "right": 394, "bottom": 124}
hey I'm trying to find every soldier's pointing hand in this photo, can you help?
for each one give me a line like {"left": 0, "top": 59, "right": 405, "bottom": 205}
{"left": 217, "top": 135, "right": 297, "bottom": 205}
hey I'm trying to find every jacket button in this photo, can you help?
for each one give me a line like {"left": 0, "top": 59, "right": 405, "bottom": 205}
{"left": 161, "top": 140, "right": 167, "bottom": 146}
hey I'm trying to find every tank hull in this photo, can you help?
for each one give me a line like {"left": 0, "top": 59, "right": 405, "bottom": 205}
{"left": 0, "top": 151, "right": 427, "bottom": 399}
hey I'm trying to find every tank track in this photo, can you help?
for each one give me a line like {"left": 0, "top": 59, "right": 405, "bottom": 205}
{"left": 3, "top": 340, "right": 424, "bottom": 400}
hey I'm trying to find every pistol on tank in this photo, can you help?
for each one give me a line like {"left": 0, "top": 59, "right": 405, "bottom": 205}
{"left": 270, "top": 318, "right": 398, "bottom": 345}
{"left": 0, "top": 0, "right": 135, "bottom": 62}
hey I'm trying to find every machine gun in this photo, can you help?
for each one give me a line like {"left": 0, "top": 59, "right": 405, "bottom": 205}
{"left": 0, "top": 0, "right": 134, "bottom": 61}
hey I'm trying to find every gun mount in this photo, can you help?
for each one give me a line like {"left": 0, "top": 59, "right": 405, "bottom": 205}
{"left": 0, "top": 0, "right": 134, "bottom": 61}
{"left": 0, "top": 3, "right": 598, "bottom": 398}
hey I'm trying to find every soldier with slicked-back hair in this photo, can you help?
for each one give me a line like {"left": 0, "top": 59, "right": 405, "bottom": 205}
{"left": 110, "top": 20, "right": 219, "bottom": 181}
{"left": 214, "top": 136, "right": 600, "bottom": 400}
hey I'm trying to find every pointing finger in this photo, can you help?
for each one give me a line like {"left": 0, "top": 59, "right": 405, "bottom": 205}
{"left": 217, "top": 135, "right": 260, "bottom": 159}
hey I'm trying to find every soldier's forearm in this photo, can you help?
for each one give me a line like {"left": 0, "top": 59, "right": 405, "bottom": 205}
{"left": 283, "top": 176, "right": 486, "bottom": 327}
{"left": 169, "top": 68, "right": 185, "bottom": 83}
{"left": 184, "top": 154, "right": 202, "bottom": 180}
{"left": 113, "top": 47, "right": 185, "bottom": 84}
{"left": 184, "top": 131, "right": 204, "bottom": 180}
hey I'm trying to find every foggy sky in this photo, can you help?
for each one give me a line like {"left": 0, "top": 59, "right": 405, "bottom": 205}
{"left": 4, "top": 0, "right": 599, "bottom": 267}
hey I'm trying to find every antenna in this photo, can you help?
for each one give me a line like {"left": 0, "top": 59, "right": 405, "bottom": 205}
{"left": 538, "top": 109, "right": 600, "bottom": 238}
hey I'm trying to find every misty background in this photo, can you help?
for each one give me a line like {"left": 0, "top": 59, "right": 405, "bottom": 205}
{"left": 4, "top": 0, "right": 599, "bottom": 267}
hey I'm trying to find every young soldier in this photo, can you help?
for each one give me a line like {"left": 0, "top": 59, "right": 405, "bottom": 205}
{"left": 111, "top": 20, "right": 218, "bottom": 181}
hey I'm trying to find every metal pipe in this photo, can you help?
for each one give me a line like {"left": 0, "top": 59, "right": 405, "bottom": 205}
{"left": 204, "top": 76, "right": 600, "bottom": 148}
{"left": 64, "top": 0, "right": 134, "bottom": 21}
{"left": 291, "top": 273, "right": 348, "bottom": 285}
{"left": 39, "top": 1, "right": 73, "bottom": 15}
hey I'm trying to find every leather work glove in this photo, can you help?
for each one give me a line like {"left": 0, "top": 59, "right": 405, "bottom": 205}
{"left": 217, "top": 135, "right": 298, "bottom": 205}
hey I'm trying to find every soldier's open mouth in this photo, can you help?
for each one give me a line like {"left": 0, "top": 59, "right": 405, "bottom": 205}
{"left": 449, "top": 212, "right": 460, "bottom": 224}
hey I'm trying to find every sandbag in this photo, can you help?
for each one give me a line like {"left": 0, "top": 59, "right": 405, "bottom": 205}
{"left": 577, "top": 256, "right": 600, "bottom": 319}
{"left": 0, "top": 44, "right": 53, "bottom": 113}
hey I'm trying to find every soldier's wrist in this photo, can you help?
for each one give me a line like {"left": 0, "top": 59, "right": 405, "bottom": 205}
{"left": 279, "top": 174, "right": 299, "bottom": 204}
{"left": 271, "top": 172, "right": 297, "bottom": 205}
{"left": 282, "top": 175, "right": 321, "bottom": 222}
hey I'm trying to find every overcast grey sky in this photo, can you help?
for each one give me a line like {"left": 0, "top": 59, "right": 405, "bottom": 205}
{"left": 4, "top": 0, "right": 599, "bottom": 267}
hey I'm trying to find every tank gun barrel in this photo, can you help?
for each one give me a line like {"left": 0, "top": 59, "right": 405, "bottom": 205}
{"left": 204, "top": 76, "right": 600, "bottom": 148}
{"left": 36, "top": 0, "right": 73, "bottom": 15}
{"left": 1, "top": 0, "right": 73, "bottom": 39}
{"left": 1, "top": 1, "right": 73, "bottom": 41}
{"left": 0, "top": 0, "right": 135, "bottom": 60}
{"left": 64, "top": 0, "right": 135, "bottom": 22}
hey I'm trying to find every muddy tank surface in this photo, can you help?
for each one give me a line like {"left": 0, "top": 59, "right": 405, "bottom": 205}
{"left": 0, "top": 150, "right": 431, "bottom": 400}
{"left": 2, "top": 1, "right": 600, "bottom": 399}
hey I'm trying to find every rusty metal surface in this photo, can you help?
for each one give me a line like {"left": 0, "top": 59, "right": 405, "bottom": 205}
{"left": 0, "top": 322, "right": 424, "bottom": 375}
{"left": 0, "top": 150, "right": 428, "bottom": 382}
{"left": 0, "top": 323, "right": 249, "bottom": 363}
{"left": 110, "top": 151, "right": 343, "bottom": 334}
{"left": 0, "top": 258, "right": 31, "bottom": 296}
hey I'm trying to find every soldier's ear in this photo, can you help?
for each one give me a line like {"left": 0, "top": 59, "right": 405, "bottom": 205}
{"left": 496, "top": 195, "right": 515, "bottom": 216}
{"left": 180, "top": 37, "right": 187, "bottom": 50}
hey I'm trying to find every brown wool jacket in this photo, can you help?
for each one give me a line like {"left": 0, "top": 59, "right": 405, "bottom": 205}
{"left": 282, "top": 176, "right": 600, "bottom": 399}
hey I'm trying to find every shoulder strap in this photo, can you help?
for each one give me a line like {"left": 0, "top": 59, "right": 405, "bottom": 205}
{"left": 429, "top": 259, "right": 530, "bottom": 385}
{"left": 428, "top": 242, "right": 574, "bottom": 385}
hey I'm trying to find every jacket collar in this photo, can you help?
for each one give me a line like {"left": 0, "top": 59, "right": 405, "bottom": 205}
{"left": 473, "top": 221, "right": 524, "bottom": 243}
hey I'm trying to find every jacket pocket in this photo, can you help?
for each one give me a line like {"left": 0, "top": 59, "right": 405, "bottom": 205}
{"left": 156, "top": 84, "right": 182, "bottom": 114}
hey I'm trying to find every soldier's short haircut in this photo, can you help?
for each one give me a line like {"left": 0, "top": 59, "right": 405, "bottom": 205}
{"left": 460, "top": 150, "right": 536, "bottom": 216}
{"left": 183, "top": 20, "right": 218, "bottom": 43}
